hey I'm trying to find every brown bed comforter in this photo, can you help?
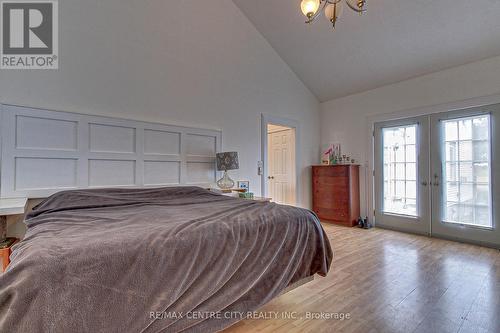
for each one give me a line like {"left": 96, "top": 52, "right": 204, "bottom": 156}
{"left": 0, "top": 186, "right": 332, "bottom": 332}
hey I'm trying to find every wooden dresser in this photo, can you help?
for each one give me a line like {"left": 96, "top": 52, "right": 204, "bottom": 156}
{"left": 312, "top": 165, "right": 360, "bottom": 227}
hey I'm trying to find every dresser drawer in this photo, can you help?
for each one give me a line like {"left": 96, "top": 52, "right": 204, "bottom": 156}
{"left": 313, "top": 190, "right": 349, "bottom": 206}
{"left": 312, "top": 166, "right": 349, "bottom": 177}
{"left": 313, "top": 177, "right": 349, "bottom": 190}
{"left": 313, "top": 178, "right": 349, "bottom": 193}
{"left": 314, "top": 206, "right": 349, "bottom": 221}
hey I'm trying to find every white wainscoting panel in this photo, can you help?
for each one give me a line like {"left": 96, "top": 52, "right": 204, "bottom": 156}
{"left": 0, "top": 105, "right": 222, "bottom": 198}
{"left": 186, "top": 133, "right": 217, "bottom": 157}
{"left": 89, "top": 123, "right": 136, "bottom": 154}
{"left": 144, "top": 161, "right": 181, "bottom": 185}
{"left": 16, "top": 116, "right": 78, "bottom": 151}
{"left": 144, "top": 129, "right": 181, "bottom": 155}
{"left": 186, "top": 162, "right": 216, "bottom": 184}
{"left": 88, "top": 159, "right": 136, "bottom": 187}
{"left": 15, "top": 157, "right": 78, "bottom": 190}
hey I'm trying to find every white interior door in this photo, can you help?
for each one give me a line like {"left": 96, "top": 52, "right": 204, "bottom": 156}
{"left": 430, "top": 105, "right": 500, "bottom": 247}
{"left": 374, "top": 116, "right": 431, "bottom": 234}
{"left": 268, "top": 128, "right": 296, "bottom": 205}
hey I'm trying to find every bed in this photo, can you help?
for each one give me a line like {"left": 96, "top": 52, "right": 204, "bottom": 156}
{"left": 0, "top": 186, "right": 332, "bottom": 332}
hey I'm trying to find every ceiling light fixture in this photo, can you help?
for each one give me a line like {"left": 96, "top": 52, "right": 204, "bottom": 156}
{"left": 300, "top": 0, "right": 367, "bottom": 29}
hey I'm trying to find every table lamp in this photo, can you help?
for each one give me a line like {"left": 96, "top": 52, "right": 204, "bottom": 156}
{"left": 216, "top": 152, "right": 239, "bottom": 189}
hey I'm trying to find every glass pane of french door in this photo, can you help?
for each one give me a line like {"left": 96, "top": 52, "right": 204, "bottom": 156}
{"left": 374, "top": 116, "right": 430, "bottom": 235}
{"left": 441, "top": 115, "right": 492, "bottom": 228}
{"left": 382, "top": 125, "right": 417, "bottom": 216}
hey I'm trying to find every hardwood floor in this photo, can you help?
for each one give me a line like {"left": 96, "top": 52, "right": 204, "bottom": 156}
{"left": 223, "top": 223, "right": 500, "bottom": 333}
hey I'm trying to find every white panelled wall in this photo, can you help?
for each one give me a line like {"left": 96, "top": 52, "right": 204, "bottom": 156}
{"left": 1, "top": 105, "right": 222, "bottom": 198}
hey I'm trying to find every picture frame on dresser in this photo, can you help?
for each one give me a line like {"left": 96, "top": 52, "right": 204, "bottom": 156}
{"left": 237, "top": 181, "right": 250, "bottom": 192}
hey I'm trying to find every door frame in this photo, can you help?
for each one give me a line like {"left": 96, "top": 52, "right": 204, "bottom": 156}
{"left": 261, "top": 114, "right": 300, "bottom": 205}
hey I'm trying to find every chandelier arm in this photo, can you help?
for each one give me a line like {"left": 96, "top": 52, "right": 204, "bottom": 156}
{"left": 345, "top": 0, "right": 367, "bottom": 13}
{"left": 305, "top": 0, "right": 329, "bottom": 23}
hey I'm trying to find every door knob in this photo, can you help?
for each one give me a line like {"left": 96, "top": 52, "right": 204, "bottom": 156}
{"left": 267, "top": 176, "right": 274, "bottom": 180}
{"left": 433, "top": 174, "right": 439, "bottom": 186}
{"left": 421, "top": 181, "right": 427, "bottom": 186}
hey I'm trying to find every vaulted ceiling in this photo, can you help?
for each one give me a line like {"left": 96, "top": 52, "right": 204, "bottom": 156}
{"left": 233, "top": 0, "right": 500, "bottom": 102}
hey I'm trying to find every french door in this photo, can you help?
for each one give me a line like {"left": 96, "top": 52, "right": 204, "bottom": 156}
{"left": 375, "top": 104, "right": 500, "bottom": 247}
{"left": 374, "top": 116, "right": 431, "bottom": 234}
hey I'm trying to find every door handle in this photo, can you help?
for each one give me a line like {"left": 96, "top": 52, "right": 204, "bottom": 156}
{"left": 421, "top": 181, "right": 427, "bottom": 186}
{"left": 433, "top": 173, "right": 439, "bottom": 186}
{"left": 267, "top": 176, "right": 274, "bottom": 180}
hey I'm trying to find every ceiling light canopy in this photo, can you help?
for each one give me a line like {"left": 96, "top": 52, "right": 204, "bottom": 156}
{"left": 300, "top": 0, "right": 366, "bottom": 28}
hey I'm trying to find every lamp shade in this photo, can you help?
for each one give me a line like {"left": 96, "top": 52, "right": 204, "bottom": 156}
{"left": 216, "top": 152, "right": 239, "bottom": 171}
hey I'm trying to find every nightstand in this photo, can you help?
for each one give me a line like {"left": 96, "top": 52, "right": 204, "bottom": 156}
{"left": 208, "top": 188, "right": 272, "bottom": 202}
{"left": 1, "top": 238, "right": 19, "bottom": 272}
{"left": 0, "top": 198, "right": 28, "bottom": 272}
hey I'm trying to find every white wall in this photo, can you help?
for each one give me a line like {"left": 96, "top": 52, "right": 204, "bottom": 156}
{"left": 321, "top": 56, "right": 500, "bottom": 217}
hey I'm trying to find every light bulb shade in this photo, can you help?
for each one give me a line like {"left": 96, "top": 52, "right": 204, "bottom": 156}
{"left": 325, "top": 2, "right": 343, "bottom": 22}
{"left": 301, "top": 0, "right": 320, "bottom": 18}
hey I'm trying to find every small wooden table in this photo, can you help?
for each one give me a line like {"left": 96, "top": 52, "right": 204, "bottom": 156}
{"left": 1, "top": 238, "right": 19, "bottom": 272}
{"left": 0, "top": 197, "right": 28, "bottom": 272}
{"left": 0, "top": 198, "right": 28, "bottom": 241}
